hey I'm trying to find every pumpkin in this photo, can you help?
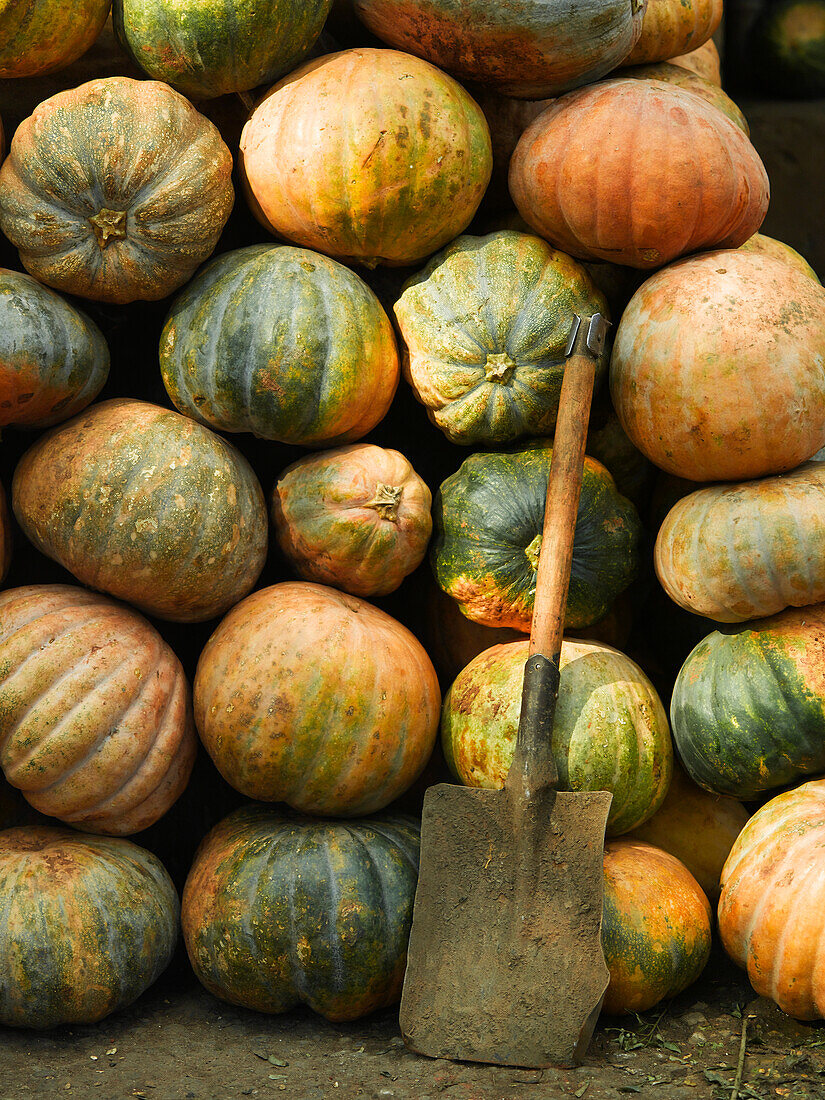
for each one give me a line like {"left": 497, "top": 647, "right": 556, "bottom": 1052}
{"left": 193, "top": 582, "right": 441, "bottom": 815}
{"left": 585, "top": 412, "right": 654, "bottom": 510}
{"left": 622, "top": 0, "right": 722, "bottom": 66}
{"left": 0, "top": 481, "right": 10, "bottom": 586}
{"left": 740, "top": 232, "right": 820, "bottom": 282}
{"left": 239, "top": 49, "right": 492, "bottom": 268}
{"left": 271, "top": 444, "right": 432, "bottom": 597}
{"left": 670, "top": 37, "right": 721, "bottom": 82}
{"left": 113, "top": 0, "right": 333, "bottom": 100}
{"left": 610, "top": 251, "right": 825, "bottom": 481}
{"left": 655, "top": 463, "right": 825, "bottom": 622}
{"left": 12, "top": 399, "right": 268, "bottom": 623}
{"left": 394, "top": 232, "right": 610, "bottom": 447}
{"left": 718, "top": 779, "right": 825, "bottom": 1020}
{"left": 621, "top": 62, "right": 749, "bottom": 133}
{"left": 473, "top": 92, "right": 553, "bottom": 209}
{"left": 0, "top": 77, "right": 234, "bottom": 304}
{"left": 628, "top": 761, "right": 749, "bottom": 899}
{"left": 670, "top": 604, "right": 825, "bottom": 799}
{"left": 0, "top": 269, "right": 109, "bottom": 431}
{"left": 0, "top": 584, "right": 197, "bottom": 835}
{"left": 351, "top": 0, "right": 644, "bottom": 99}
{"left": 602, "top": 839, "right": 712, "bottom": 1014}
{"left": 0, "top": 0, "right": 111, "bottom": 78}
{"left": 442, "top": 638, "right": 672, "bottom": 836}
{"left": 750, "top": 0, "right": 825, "bottom": 98}
{"left": 182, "top": 806, "right": 419, "bottom": 1021}
{"left": 432, "top": 441, "right": 641, "bottom": 631}
{"left": 510, "top": 79, "right": 768, "bottom": 270}
{"left": 159, "top": 245, "right": 399, "bottom": 447}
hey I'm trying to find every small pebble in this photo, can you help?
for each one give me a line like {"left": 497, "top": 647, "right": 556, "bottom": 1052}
{"left": 681, "top": 1011, "right": 708, "bottom": 1027}
{"left": 688, "top": 1031, "right": 707, "bottom": 1047}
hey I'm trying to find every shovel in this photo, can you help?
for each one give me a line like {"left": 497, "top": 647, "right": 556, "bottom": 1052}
{"left": 399, "top": 313, "right": 613, "bottom": 1069}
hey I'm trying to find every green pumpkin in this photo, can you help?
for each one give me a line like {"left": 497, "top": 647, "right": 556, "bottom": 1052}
{"left": 394, "top": 232, "right": 610, "bottom": 447}
{"left": 0, "top": 0, "right": 111, "bottom": 79}
{"left": 671, "top": 604, "right": 825, "bottom": 798}
{"left": 160, "top": 245, "right": 399, "bottom": 447}
{"left": 113, "top": 0, "right": 333, "bottom": 100}
{"left": 750, "top": 0, "right": 825, "bottom": 97}
{"left": 432, "top": 440, "right": 641, "bottom": 631}
{"left": 182, "top": 807, "right": 420, "bottom": 1021}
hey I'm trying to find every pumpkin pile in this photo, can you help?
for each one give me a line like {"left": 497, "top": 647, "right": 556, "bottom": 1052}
{"left": 0, "top": 0, "right": 820, "bottom": 1038}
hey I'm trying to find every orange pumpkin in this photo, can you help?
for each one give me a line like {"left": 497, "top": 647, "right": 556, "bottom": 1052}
{"left": 622, "top": 0, "right": 722, "bottom": 66}
{"left": 621, "top": 62, "right": 748, "bottom": 133}
{"left": 0, "top": 0, "right": 111, "bottom": 79}
{"left": 670, "top": 38, "right": 722, "bottom": 82}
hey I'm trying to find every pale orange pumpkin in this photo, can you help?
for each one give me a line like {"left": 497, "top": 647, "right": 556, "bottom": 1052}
{"left": 622, "top": 0, "right": 723, "bottom": 66}
{"left": 670, "top": 38, "right": 722, "bottom": 83}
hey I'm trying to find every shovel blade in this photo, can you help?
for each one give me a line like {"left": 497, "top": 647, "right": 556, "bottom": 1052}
{"left": 399, "top": 782, "right": 612, "bottom": 1068}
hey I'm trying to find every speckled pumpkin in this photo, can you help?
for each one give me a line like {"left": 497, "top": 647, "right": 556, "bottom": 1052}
{"left": 271, "top": 445, "right": 432, "bottom": 597}
{"left": 740, "top": 233, "right": 820, "bottom": 281}
{"left": 12, "top": 399, "right": 268, "bottom": 623}
{"left": 0, "top": 826, "right": 178, "bottom": 1029}
{"left": 113, "top": 0, "right": 332, "bottom": 99}
{"left": 621, "top": 62, "right": 749, "bottom": 133}
{"left": 0, "top": 481, "right": 10, "bottom": 586}
{"left": 0, "top": 585, "right": 197, "bottom": 834}
{"left": 193, "top": 583, "right": 441, "bottom": 815}
{"left": 0, "top": 0, "right": 111, "bottom": 78}
{"left": 442, "top": 638, "right": 672, "bottom": 835}
{"left": 394, "top": 232, "right": 610, "bottom": 447}
{"left": 432, "top": 441, "right": 641, "bottom": 631}
{"left": 0, "top": 77, "right": 234, "bottom": 304}
{"left": 670, "top": 37, "right": 721, "bottom": 82}
{"left": 160, "top": 245, "right": 399, "bottom": 446}
{"left": 622, "top": 0, "right": 722, "bottom": 65}
{"left": 602, "top": 839, "right": 712, "bottom": 1014}
{"left": 0, "top": 269, "right": 109, "bottom": 431}
{"left": 611, "top": 251, "right": 825, "bottom": 481}
{"left": 182, "top": 807, "right": 419, "bottom": 1021}
{"left": 719, "top": 779, "right": 825, "bottom": 1019}
{"left": 671, "top": 604, "right": 825, "bottom": 799}
{"left": 239, "top": 49, "right": 492, "bottom": 267}
{"left": 510, "top": 79, "right": 768, "bottom": 270}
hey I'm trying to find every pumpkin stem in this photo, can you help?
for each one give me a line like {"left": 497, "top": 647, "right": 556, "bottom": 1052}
{"left": 484, "top": 352, "right": 516, "bottom": 383}
{"left": 89, "top": 209, "right": 128, "bottom": 249}
{"left": 368, "top": 483, "right": 403, "bottom": 522}
{"left": 525, "top": 533, "right": 542, "bottom": 572}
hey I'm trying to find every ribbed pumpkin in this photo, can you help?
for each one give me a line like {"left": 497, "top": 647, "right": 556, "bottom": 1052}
{"left": 655, "top": 463, "right": 825, "bottom": 622}
{"left": 0, "top": 826, "right": 178, "bottom": 1029}
{"left": 621, "top": 62, "right": 749, "bottom": 133}
{"left": 602, "top": 839, "right": 712, "bottom": 1014}
{"left": 193, "top": 583, "right": 441, "bottom": 815}
{"left": 160, "top": 245, "right": 399, "bottom": 446}
{"left": 510, "top": 79, "right": 768, "bottom": 270}
{"left": 628, "top": 761, "right": 749, "bottom": 899}
{"left": 394, "top": 232, "right": 610, "bottom": 447}
{"left": 12, "top": 399, "right": 268, "bottom": 623}
{"left": 740, "top": 232, "right": 820, "bottom": 281}
{"left": 239, "top": 49, "right": 492, "bottom": 267}
{"left": 670, "top": 37, "right": 721, "bottom": 82}
{"left": 719, "top": 779, "right": 825, "bottom": 1020}
{"left": 611, "top": 251, "right": 825, "bottom": 481}
{"left": 182, "top": 807, "right": 420, "bottom": 1021}
{"left": 622, "top": 0, "right": 722, "bottom": 66}
{"left": 442, "top": 638, "right": 672, "bottom": 836}
{"left": 113, "top": 0, "right": 333, "bottom": 99}
{"left": 0, "top": 585, "right": 197, "bottom": 834}
{"left": 432, "top": 441, "right": 641, "bottom": 631}
{"left": 0, "top": 0, "right": 111, "bottom": 78}
{"left": 0, "top": 77, "right": 234, "bottom": 304}
{"left": 352, "top": 0, "right": 644, "bottom": 99}
{"left": 671, "top": 604, "right": 825, "bottom": 799}
{"left": 271, "top": 445, "right": 432, "bottom": 597}
{"left": 0, "top": 269, "right": 109, "bottom": 431}
{"left": 750, "top": 0, "right": 825, "bottom": 98}
{"left": 0, "top": 481, "right": 10, "bottom": 586}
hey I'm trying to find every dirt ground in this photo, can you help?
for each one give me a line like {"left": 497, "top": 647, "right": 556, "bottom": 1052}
{"left": 3, "top": 943, "right": 824, "bottom": 1100}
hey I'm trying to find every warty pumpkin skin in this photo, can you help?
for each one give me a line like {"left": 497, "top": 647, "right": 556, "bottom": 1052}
{"left": 602, "top": 839, "right": 712, "bottom": 1015}
{"left": 271, "top": 444, "right": 432, "bottom": 597}
{"left": 655, "top": 463, "right": 825, "bottom": 622}
{"left": 740, "top": 232, "right": 821, "bottom": 282}
{"left": 182, "top": 807, "right": 420, "bottom": 1021}
{"left": 510, "top": 79, "right": 769, "bottom": 270}
{"left": 160, "top": 245, "right": 399, "bottom": 447}
{"left": 113, "top": 0, "right": 332, "bottom": 100}
{"left": 0, "top": 825, "right": 178, "bottom": 1029}
{"left": 0, "top": 481, "right": 10, "bottom": 586}
{"left": 621, "top": 62, "right": 749, "bottom": 133}
{"left": 0, "top": 0, "right": 111, "bottom": 78}
{"left": 12, "top": 399, "right": 268, "bottom": 623}
{"left": 432, "top": 441, "right": 641, "bottom": 632}
{"left": 442, "top": 638, "right": 673, "bottom": 836}
{"left": 611, "top": 251, "right": 825, "bottom": 482}
{"left": 0, "top": 269, "right": 109, "bottom": 431}
{"left": 0, "top": 585, "right": 197, "bottom": 834}
{"left": 719, "top": 779, "right": 825, "bottom": 1020}
{"left": 0, "top": 77, "right": 234, "bottom": 304}
{"left": 670, "top": 37, "right": 722, "bottom": 82}
{"left": 239, "top": 49, "right": 492, "bottom": 268}
{"left": 622, "top": 0, "right": 722, "bottom": 66}
{"left": 394, "top": 232, "right": 610, "bottom": 447}
{"left": 193, "top": 582, "right": 441, "bottom": 816}
{"left": 671, "top": 604, "right": 825, "bottom": 799}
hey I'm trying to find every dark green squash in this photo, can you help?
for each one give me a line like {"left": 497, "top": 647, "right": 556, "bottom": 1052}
{"left": 432, "top": 440, "right": 641, "bottom": 631}
{"left": 182, "top": 806, "right": 420, "bottom": 1021}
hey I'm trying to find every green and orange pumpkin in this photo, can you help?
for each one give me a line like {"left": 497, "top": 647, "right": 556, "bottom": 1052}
{"left": 750, "top": 0, "right": 825, "bottom": 98}
{"left": 740, "top": 232, "right": 820, "bottom": 281}
{"left": 0, "top": 0, "right": 111, "bottom": 78}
